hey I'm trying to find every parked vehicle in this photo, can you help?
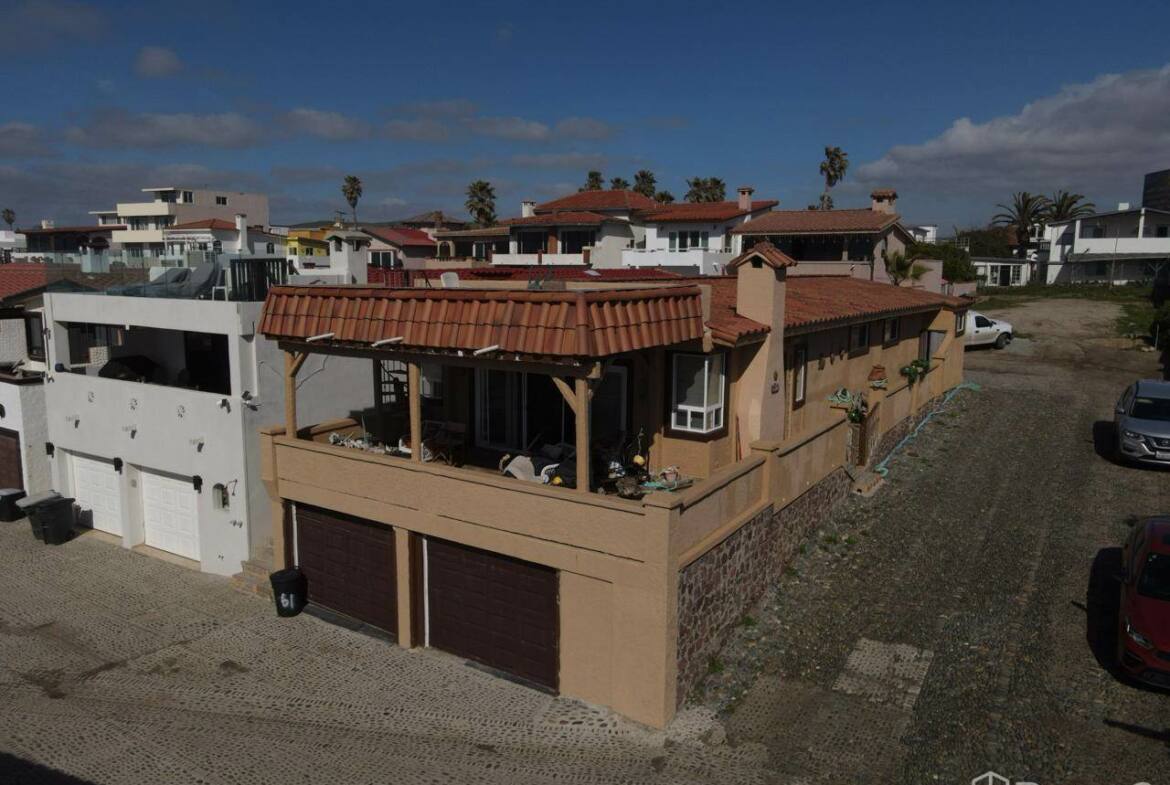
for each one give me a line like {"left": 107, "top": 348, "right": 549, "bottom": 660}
{"left": 962, "top": 310, "right": 1013, "bottom": 349}
{"left": 1114, "top": 379, "right": 1170, "bottom": 467}
{"left": 1117, "top": 516, "right": 1170, "bottom": 689}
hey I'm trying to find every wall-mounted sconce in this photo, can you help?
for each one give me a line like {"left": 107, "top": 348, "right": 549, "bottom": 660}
{"left": 217, "top": 398, "right": 231, "bottom": 411}
{"left": 192, "top": 475, "right": 203, "bottom": 493}
{"left": 45, "top": 442, "right": 54, "bottom": 457}
{"left": 112, "top": 458, "right": 123, "bottom": 474}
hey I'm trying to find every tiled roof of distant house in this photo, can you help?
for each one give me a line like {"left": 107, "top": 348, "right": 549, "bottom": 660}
{"left": 784, "top": 276, "right": 966, "bottom": 332}
{"left": 636, "top": 200, "right": 778, "bottom": 223}
{"left": 260, "top": 284, "right": 705, "bottom": 359}
{"left": 501, "top": 211, "right": 612, "bottom": 227}
{"left": 366, "top": 266, "right": 684, "bottom": 287}
{"left": 0, "top": 264, "right": 148, "bottom": 303}
{"left": 731, "top": 209, "right": 901, "bottom": 235}
{"left": 534, "top": 190, "right": 658, "bottom": 213}
{"left": 363, "top": 226, "right": 436, "bottom": 248}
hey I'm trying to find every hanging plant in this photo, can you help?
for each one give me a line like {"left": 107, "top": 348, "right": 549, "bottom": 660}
{"left": 900, "top": 358, "right": 931, "bottom": 384}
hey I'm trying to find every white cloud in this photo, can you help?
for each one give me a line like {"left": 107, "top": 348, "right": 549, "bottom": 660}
{"left": 283, "top": 107, "right": 371, "bottom": 140}
{"left": 383, "top": 117, "right": 451, "bottom": 142}
{"left": 0, "top": 122, "right": 53, "bottom": 157}
{"left": 856, "top": 64, "right": 1170, "bottom": 199}
{"left": 464, "top": 115, "right": 551, "bottom": 141}
{"left": 134, "top": 46, "right": 182, "bottom": 78}
{"left": 553, "top": 117, "right": 612, "bottom": 141}
{"left": 66, "top": 108, "right": 265, "bottom": 148}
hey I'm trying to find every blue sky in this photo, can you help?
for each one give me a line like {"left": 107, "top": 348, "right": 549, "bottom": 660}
{"left": 3, "top": 0, "right": 1170, "bottom": 228}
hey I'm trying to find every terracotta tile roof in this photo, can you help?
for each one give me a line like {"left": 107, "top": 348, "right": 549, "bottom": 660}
{"left": 635, "top": 200, "right": 778, "bottom": 223}
{"left": 260, "top": 284, "right": 705, "bottom": 359}
{"left": 362, "top": 226, "right": 436, "bottom": 248}
{"left": 726, "top": 241, "right": 797, "bottom": 271}
{"left": 433, "top": 225, "right": 510, "bottom": 239}
{"left": 784, "top": 276, "right": 955, "bottom": 332}
{"left": 501, "top": 211, "right": 610, "bottom": 227}
{"left": 704, "top": 278, "right": 769, "bottom": 346}
{"left": 0, "top": 264, "right": 148, "bottom": 302}
{"left": 534, "top": 190, "right": 658, "bottom": 213}
{"left": 169, "top": 218, "right": 238, "bottom": 231}
{"left": 731, "top": 209, "right": 900, "bottom": 235}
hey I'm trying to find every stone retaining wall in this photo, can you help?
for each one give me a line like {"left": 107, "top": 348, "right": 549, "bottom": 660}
{"left": 676, "top": 467, "right": 851, "bottom": 704}
{"left": 871, "top": 394, "right": 944, "bottom": 468}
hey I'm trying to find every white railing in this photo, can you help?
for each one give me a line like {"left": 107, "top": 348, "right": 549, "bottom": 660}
{"left": 492, "top": 252, "right": 584, "bottom": 266}
{"left": 621, "top": 247, "right": 733, "bottom": 274}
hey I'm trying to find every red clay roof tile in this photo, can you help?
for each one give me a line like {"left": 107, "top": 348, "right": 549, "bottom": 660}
{"left": 362, "top": 226, "right": 436, "bottom": 248}
{"left": 731, "top": 209, "right": 900, "bottom": 235}
{"left": 784, "top": 276, "right": 956, "bottom": 331}
{"left": 636, "top": 200, "right": 778, "bottom": 223}
{"left": 501, "top": 211, "right": 610, "bottom": 227}
{"left": 534, "top": 190, "right": 658, "bottom": 213}
{"left": 726, "top": 241, "right": 797, "bottom": 271}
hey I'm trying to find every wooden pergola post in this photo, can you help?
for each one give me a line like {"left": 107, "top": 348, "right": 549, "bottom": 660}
{"left": 574, "top": 376, "right": 590, "bottom": 492}
{"left": 284, "top": 350, "right": 307, "bottom": 438}
{"left": 407, "top": 361, "right": 423, "bottom": 462}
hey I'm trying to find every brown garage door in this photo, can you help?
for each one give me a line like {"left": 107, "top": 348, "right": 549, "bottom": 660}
{"left": 426, "top": 537, "right": 558, "bottom": 690}
{"left": 296, "top": 505, "right": 396, "bottom": 634}
{"left": 0, "top": 428, "right": 22, "bottom": 490}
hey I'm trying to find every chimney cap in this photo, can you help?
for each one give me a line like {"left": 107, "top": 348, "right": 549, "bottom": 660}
{"left": 737, "top": 185, "right": 754, "bottom": 193}
{"left": 870, "top": 188, "right": 898, "bottom": 199}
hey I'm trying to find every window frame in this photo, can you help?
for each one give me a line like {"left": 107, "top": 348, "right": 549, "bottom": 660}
{"left": 849, "top": 322, "right": 871, "bottom": 354}
{"left": 882, "top": 317, "right": 900, "bottom": 345}
{"left": 792, "top": 344, "right": 807, "bottom": 408}
{"left": 669, "top": 352, "right": 727, "bottom": 436}
{"left": 954, "top": 311, "right": 965, "bottom": 336}
{"left": 23, "top": 313, "right": 45, "bottom": 362}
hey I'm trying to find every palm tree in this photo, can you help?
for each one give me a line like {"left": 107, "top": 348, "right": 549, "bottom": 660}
{"left": 341, "top": 175, "right": 363, "bottom": 226}
{"left": 1, "top": 208, "right": 13, "bottom": 233}
{"left": 609, "top": 176, "right": 630, "bottom": 191}
{"left": 883, "top": 250, "right": 928, "bottom": 286}
{"left": 1046, "top": 190, "right": 1096, "bottom": 223}
{"left": 817, "top": 146, "right": 849, "bottom": 210}
{"left": 684, "top": 177, "right": 726, "bottom": 203}
{"left": 465, "top": 180, "right": 497, "bottom": 227}
{"left": 580, "top": 171, "right": 603, "bottom": 191}
{"left": 993, "top": 192, "right": 1049, "bottom": 259}
{"left": 654, "top": 190, "right": 675, "bottom": 204}
{"left": 633, "top": 170, "right": 657, "bottom": 198}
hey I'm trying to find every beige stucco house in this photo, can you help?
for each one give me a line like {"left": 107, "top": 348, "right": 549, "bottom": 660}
{"left": 255, "top": 243, "right": 969, "bottom": 727}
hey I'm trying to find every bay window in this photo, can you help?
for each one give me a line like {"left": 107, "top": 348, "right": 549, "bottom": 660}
{"left": 671, "top": 353, "right": 725, "bottom": 434}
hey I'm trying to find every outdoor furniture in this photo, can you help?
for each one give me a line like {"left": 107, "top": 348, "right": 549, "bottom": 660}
{"left": 397, "top": 420, "right": 466, "bottom": 465}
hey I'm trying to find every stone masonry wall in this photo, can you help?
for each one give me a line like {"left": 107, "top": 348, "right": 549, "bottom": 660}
{"left": 870, "top": 394, "right": 944, "bottom": 469}
{"left": 676, "top": 467, "right": 851, "bottom": 705}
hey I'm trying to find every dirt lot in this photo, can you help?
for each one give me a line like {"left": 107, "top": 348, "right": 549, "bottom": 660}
{"left": 1, "top": 297, "right": 1166, "bottom": 785}
{"left": 696, "top": 297, "right": 1170, "bottom": 783}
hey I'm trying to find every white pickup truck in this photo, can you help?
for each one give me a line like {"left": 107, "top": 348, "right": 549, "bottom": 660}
{"left": 962, "top": 310, "right": 1013, "bottom": 349}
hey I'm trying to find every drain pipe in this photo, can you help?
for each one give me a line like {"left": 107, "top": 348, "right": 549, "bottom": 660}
{"left": 874, "top": 382, "right": 981, "bottom": 477}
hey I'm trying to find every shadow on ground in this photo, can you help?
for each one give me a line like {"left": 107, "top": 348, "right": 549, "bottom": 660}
{"left": 1084, "top": 546, "right": 1123, "bottom": 674}
{"left": 0, "top": 753, "right": 99, "bottom": 784}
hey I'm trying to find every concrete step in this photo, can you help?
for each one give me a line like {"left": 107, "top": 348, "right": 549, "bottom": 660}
{"left": 851, "top": 470, "right": 885, "bottom": 497}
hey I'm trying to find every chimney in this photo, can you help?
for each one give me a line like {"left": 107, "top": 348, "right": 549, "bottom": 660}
{"left": 870, "top": 189, "right": 898, "bottom": 214}
{"left": 235, "top": 214, "right": 248, "bottom": 255}
{"left": 737, "top": 186, "right": 754, "bottom": 211}
{"left": 521, "top": 200, "right": 536, "bottom": 218}
{"left": 40, "top": 219, "right": 54, "bottom": 229}
{"left": 1118, "top": 201, "right": 1131, "bottom": 211}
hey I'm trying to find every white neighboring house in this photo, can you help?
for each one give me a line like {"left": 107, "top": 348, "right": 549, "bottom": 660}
{"left": 1044, "top": 204, "right": 1170, "bottom": 285}
{"left": 972, "top": 257, "right": 1033, "bottom": 288}
{"left": 621, "top": 188, "right": 777, "bottom": 275}
{"left": 907, "top": 224, "right": 938, "bottom": 244}
{"left": 162, "top": 216, "right": 287, "bottom": 262}
{"left": 93, "top": 186, "right": 270, "bottom": 264}
{"left": 287, "top": 229, "right": 370, "bottom": 285}
{"left": 42, "top": 275, "right": 373, "bottom": 576}
{"left": 0, "top": 307, "right": 50, "bottom": 495}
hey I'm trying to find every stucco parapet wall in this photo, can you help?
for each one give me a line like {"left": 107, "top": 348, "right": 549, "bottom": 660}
{"left": 750, "top": 411, "right": 849, "bottom": 457}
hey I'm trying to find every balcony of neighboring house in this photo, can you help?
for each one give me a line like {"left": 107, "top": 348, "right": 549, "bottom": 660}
{"left": 621, "top": 247, "right": 734, "bottom": 274}
{"left": 491, "top": 226, "right": 598, "bottom": 266}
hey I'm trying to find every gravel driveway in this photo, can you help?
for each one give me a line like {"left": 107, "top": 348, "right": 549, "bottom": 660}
{"left": 1, "top": 298, "right": 1166, "bottom": 785}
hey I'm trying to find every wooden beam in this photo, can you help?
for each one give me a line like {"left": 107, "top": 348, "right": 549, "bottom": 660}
{"left": 284, "top": 351, "right": 300, "bottom": 438}
{"left": 551, "top": 376, "right": 577, "bottom": 415}
{"left": 275, "top": 340, "right": 593, "bottom": 379}
{"left": 407, "top": 361, "right": 423, "bottom": 462}
{"left": 575, "top": 376, "right": 590, "bottom": 493}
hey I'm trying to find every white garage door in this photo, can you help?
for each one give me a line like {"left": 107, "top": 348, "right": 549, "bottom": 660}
{"left": 71, "top": 454, "right": 123, "bottom": 536}
{"left": 141, "top": 469, "right": 200, "bottom": 562}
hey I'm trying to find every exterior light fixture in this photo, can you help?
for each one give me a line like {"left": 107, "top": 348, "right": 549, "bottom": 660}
{"left": 306, "top": 332, "right": 335, "bottom": 343}
{"left": 472, "top": 344, "right": 500, "bottom": 356}
{"left": 372, "top": 336, "right": 404, "bottom": 347}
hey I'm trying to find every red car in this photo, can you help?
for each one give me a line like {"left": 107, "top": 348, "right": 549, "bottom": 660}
{"left": 1117, "top": 516, "right": 1170, "bottom": 688}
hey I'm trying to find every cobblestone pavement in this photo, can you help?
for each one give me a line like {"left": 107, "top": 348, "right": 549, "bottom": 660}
{"left": 2, "top": 298, "right": 1167, "bottom": 785}
{"left": 703, "top": 299, "right": 1170, "bottom": 784}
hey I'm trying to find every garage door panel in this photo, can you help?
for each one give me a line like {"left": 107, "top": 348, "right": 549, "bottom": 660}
{"left": 0, "top": 429, "right": 22, "bottom": 490}
{"left": 71, "top": 454, "right": 122, "bottom": 536}
{"left": 296, "top": 506, "right": 396, "bottom": 634}
{"left": 426, "top": 538, "right": 558, "bottom": 690}
{"left": 141, "top": 470, "right": 199, "bottom": 561}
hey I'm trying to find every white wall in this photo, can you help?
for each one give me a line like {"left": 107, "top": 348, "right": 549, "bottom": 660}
{"left": 42, "top": 293, "right": 373, "bottom": 575}
{"left": 0, "top": 380, "right": 50, "bottom": 493}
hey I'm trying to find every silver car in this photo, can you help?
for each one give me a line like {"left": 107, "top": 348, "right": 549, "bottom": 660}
{"left": 1115, "top": 379, "right": 1170, "bottom": 466}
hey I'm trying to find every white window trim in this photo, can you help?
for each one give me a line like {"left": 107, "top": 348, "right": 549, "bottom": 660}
{"left": 671, "top": 353, "right": 726, "bottom": 435}
{"left": 792, "top": 345, "right": 807, "bottom": 406}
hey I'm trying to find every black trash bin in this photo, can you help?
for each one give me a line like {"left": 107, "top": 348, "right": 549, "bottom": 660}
{"left": 269, "top": 567, "right": 307, "bottom": 617}
{"left": 17, "top": 491, "right": 62, "bottom": 541}
{"left": 35, "top": 497, "right": 75, "bottom": 545}
{"left": 0, "top": 489, "right": 26, "bottom": 521}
